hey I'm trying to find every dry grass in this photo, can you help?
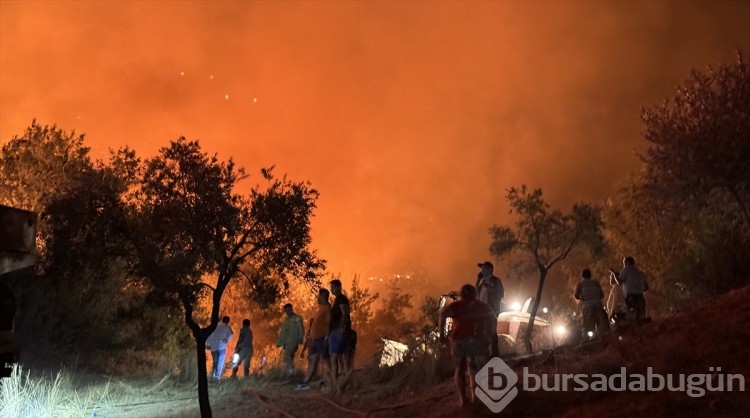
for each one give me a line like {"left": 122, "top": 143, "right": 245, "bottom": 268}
{"left": 0, "top": 363, "right": 200, "bottom": 418}
{"left": 0, "top": 365, "right": 116, "bottom": 417}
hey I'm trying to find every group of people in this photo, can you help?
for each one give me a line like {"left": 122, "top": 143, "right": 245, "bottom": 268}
{"left": 205, "top": 279, "right": 357, "bottom": 387}
{"left": 439, "top": 257, "right": 649, "bottom": 406}
{"left": 289, "top": 279, "right": 357, "bottom": 392}
{"left": 207, "top": 257, "right": 648, "bottom": 397}
{"left": 206, "top": 316, "right": 253, "bottom": 381}
{"left": 574, "top": 256, "right": 650, "bottom": 337}
{"left": 439, "top": 261, "right": 505, "bottom": 407}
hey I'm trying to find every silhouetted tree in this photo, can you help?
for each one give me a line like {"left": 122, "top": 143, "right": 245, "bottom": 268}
{"left": 373, "top": 279, "right": 417, "bottom": 340}
{"left": 0, "top": 122, "right": 153, "bottom": 355}
{"left": 604, "top": 52, "right": 750, "bottom": 305}
{"left": 641, "top": 50, "right": 750, "bottom": 228}
{"left": 348, "top": 275, "right": 379, "bottom": 331}
{"left": 489, "top": 186, "right": 604, "bottom": 353}
{"left": 345, "top": 275, "right": 380, "bottom": 364}
{"left": 416, "top": 296, "right": 441, "bottom": 347}
{"left": 0, "top": 121, "right": 93, "bottom": 262}
{"left": 129, "top": 138, "right": 324, "bottom": 417}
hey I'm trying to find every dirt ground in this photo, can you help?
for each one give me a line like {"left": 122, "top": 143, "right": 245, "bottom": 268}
{"left": 86, "top": 284, "right": 750, "bottom": 417}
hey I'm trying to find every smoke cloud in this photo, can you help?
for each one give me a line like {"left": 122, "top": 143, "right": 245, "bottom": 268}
{"left": 2, "top": 1, "right": 748, "bottom": 290}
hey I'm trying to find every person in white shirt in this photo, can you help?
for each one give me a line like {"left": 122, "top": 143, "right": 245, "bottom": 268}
{"left": 612, "top": 257, "right": 649, "bottom": 321}
{"left": 206, "top": 316, "right": 233, "bottom": 381}
{"left": 606, "top": 273, "right": 627, "bottom": 322}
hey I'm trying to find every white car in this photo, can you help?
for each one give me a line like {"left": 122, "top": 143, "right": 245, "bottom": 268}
{"left": 496, "top": 298, "right": 555, "bottom": 354}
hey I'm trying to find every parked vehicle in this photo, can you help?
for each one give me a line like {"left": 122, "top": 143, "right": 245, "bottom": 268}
{"left": 0, "top": 204, "right": 36, "bottom": 378}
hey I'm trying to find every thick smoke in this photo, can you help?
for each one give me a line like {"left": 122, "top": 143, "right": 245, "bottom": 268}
{"left": 1, "top": 1, "right": 748, "bottom": 288}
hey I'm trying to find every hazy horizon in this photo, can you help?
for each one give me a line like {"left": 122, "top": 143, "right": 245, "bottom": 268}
{"left": 2, "top": 1, "right": 748, "bottom": 291}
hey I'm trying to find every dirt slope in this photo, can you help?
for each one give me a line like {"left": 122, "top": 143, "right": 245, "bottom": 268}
{"left": 100, "top": 284, "right": 750, "bottom": 417}
{"left": 351, "top": 284, "right": 750, "bottom": 418}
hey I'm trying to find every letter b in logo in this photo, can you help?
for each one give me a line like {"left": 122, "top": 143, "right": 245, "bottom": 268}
{"left": 475, "top": 357, "right": 519, "bottom": 413}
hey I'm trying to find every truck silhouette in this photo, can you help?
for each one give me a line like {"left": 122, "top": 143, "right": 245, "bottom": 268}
{"left": 0, "top": 204, "right": 36, "bottom": 378}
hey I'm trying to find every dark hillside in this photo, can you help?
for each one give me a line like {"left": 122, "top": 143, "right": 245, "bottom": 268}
{"left": 358, "top": 284, "right": 750, "bottom": 418}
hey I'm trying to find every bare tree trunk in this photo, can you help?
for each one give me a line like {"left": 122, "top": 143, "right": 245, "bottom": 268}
{"left": 196, "top": 337, "right": 212, "bottom": 418}
{"left": 523, "top": 270, "right": 547, "bottom": 354}
{"left": 182, "top": 292, "right": 214, "bottom": 418}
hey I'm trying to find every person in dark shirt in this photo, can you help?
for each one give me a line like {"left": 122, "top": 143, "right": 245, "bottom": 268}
{"left": 328, "top": 279, "right": 352, "bottom": 392}
{"left": 439, "top": 284, "right": 496, "bottom": 407}
{"left": 475, "top": 261, "right": 504, "bottom": 315}
{"left": 476, "top": 261, "right": 503, "bottom": 357}
{"left": 231, "top": 319, "right": 253, "bottom": 378}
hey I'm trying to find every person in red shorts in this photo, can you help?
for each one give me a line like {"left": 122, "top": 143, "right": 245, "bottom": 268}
{"left": 439, "top": 284, "right": 497, "bottom": 407}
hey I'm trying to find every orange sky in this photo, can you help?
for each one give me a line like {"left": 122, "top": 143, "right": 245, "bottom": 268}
{"left": 1, "top": 1, "right": 749, "bottom": 292}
